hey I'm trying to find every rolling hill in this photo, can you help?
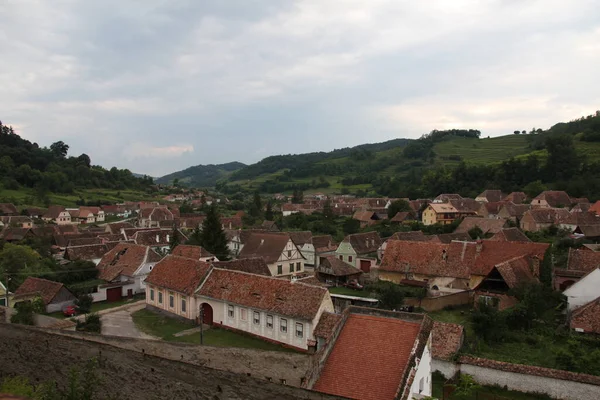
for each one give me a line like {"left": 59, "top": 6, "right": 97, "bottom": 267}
{"left": 155, "top": 161, "right": 246, "bottom": 187}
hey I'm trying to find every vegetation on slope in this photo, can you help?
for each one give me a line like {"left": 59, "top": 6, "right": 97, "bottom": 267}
{"left": 155, "top": 161, "right": 246, "bottom": 187}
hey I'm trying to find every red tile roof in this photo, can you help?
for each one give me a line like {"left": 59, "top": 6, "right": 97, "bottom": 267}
{"left": 171, "top": 244, "right": 215, "bottom": 260}
{"left": 389, "top": 231, "right": 434, "bottom": 242}
{"left": 492, "top": 256, "right": 538, "bottom": 288}
{"left": 65, "top": 244, "right": 109, "bottom": 261}
{"left": 197, "top": 268, "right": 329, "bottom": 321}
{"left": 381, "top": 240, "right": 549, "bottom": 278}
{"left": 106, "top": 222, "right": 134, "bottom": 234}
{"left": 0, "top": 203, "right": 18, "bottom": 215}
{"left": 454, "top": 217, "right": 508, "bottom": 234}
{"left": 570, "top": 296, "right": 600, "bottom": 334}
{"left": 211, "top": 258, "right": 272, "bottom": 276}
{"left": 352, "top": 210, "right": 377, "bottom": 223}
{"left": 532, "top": 191, "right": 572, "bottom": 207}
{"left": 314, "top": 314, "right": 421, "bottom": 400}
{"left": 145, "top": 255, "right": 212, "bottom": 295}
{"left": 500, "top": 202, "right": 531, "bottom": 218}
{"left": 567, "top": 248, "right": 600, "bottom": 273}
{"left": 287, "top": 231, "right": 312, "bottom": 247}
{"left": 476, "top": 190, "right": 505, "bottom": 202}
{"left": 97, "top": 243, "right": 161, "bottom": 281}
{"left": 238, "top": 232, "right": 293, "bottom": 264}
{"left": 312, "top": 235, "right": 338, "bottom": 253}
{"left": 13, "top": 277, "right": 72, "bottom": 305}
{"left": 504, "top": 192, "right": 527, "bottom": 204}
{"left": 489, "top": 228, "right": 531, "bottom": 242}
{"left": 317, "top": 256, "right": 363, "bottom": 277}
{"left": 313, "top": 312, "right": 342, "bottom": 340}
{"left": 342, "top": 231, "right": 382, "bottom": 255}
{"left": 431, "top": 321, "right": 464, "bottom": 360}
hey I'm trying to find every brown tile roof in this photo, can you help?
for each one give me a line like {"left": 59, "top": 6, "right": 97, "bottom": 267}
{"left": 139, "top": 206, "right": 175, "bottom": 220}
{"left": 489, "top": 228, "right": 531, "bottom": 242}
{"left": 455, "top": 217, "right": 508, "bottom": 234}
{"left": 313, "top": 312, "right": 342, "bottom": 340}
{"left": 98, "top": 233, "right": 125, "bottom": 242}
{"left": 492, "top": 256, "right": 538, "bottom": 288}
{"left": 481, "top": 201, "right": 506, "bottom": 215}
{"left": 576, "top": 225, "right": 600, "bottom": 238}
{"left": 106, "top": 222, "right": 134, "bottom": 234}
{"left": 287, "top": 231, "right": 312, "bottom": 247}
{"left": 434, "top": 194, "right": 463, "bottom": 202}
{"left": 476, "top": 190, "right": 505, "bottom": 202}
{"left": 389, "top": 231, "right": 433, "bottom": 242}
{"left": 500, "top": 202, "right": 531, "bottom": 218}
{"left": 238, "top": 232, "right": 292, "bottom": 263}
{"left": 0, "top": 216, "right": 33, "bottom": 225}
{"left": 295, "top": 276, "right": 327, "bottom": 287}
{"left": 431, "top": 321, "right": 464, "bottom": 360}
{"left": 65, "top": 244, "right": 109, "bottom": 261}
{"left": 221, "top": 217, "right": 243, "bottom": 229}
{"left": 343, "top": 231, "right": 382, "bottom": 255}
{"left": 31, "top": 226, "right": 58, "bottom": 237}
{"left": 312, "top": 235, "right": 338, "bottom": 252}
{"left": 352, "top": 210, "right": 378, "bottom": 223}
{"left": 67, "top": 237, "right": 103, "bottom": 247}
{"left": 145, "top": 255, "right": 212, "bottom": 295}
{"left": 24, "top": 207, "right": 46, "bottom": 217}
{"left": 53, "top": 232, "right": 96, "bottom": 248}
{"left": 317, "top": 256, "right": 363, "bottom": 277}
{"left": 43, "top": 205, "right": 67, "bottom": 219}
{"left": 532, "top": 191, "right": 572, "bottom": 207}
{"left": 13, "top": 277, "right": 72, "bottom": 305}
{"left": 504, "top": 192, "right": 527, "bottom": 204}
{"left": 390, "top": 211, "right": 415, "bottom": 223}
{"left": 570, "top": 197, "right": 590, "bottom": 205}
{"left": 409, "top": 199, "right": 431, "bottom": 212}
{"left": 198, "top": 268, "right": 329, "bottom": 320}
{"left": 0, "top": 203, "right": 18, "bottom": 215}
{"left": 314, "top": 314, "right": 421, "bottom": 400}
{"left": 172, "top": 244, "right": 215, "bottom": 260}
{"left": 0, "top": 227, "right": 30, "bottom": 241}
{"left": 132, "top": 229, "right": 181, "bottom": 247}
{"left": 381, "top": 240, "right": 549, "bottom": 278}
{"left": 449, "top": 198, "right": 482, "bottom": 213}
{"left": 260, "top": 220, "right": 279, "bottom": 231}
{"left": 428, "top": 203, "right": 459, "bottom": 214}
{"left": 436, "top": 232, "right": 472, "bottom": 243}
{"left": 567, "top": 248, "right": 600, "bottom": 273}
{"left": 525, "top": 208, "right": 575, "bottom": 224}
{"left": 97, "top": 243, "right": 161, "bottom": 281}
{"left": 570, "top": 297, "right": 600, "bottom": 334}
{"left": 211, "top": 258, "right": 271, "bottom": 276}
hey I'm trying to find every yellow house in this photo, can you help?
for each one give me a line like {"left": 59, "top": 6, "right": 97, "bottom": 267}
{"left": 0, "top": 281, "right": 8, "bottom": 307}
{"left": 422, "top": 203, "right": 460, "bottom": 225}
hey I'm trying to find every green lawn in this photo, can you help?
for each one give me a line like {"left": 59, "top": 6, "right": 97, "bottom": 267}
{"left": 328, "top": 286, "right": 375, "bottom": 298}
{"left": 432, "top": 371, "right": 552, "bottom": 400}
{"left": 47, "top": 295, "right": 145, "bottom": 319}
{"left": 131, "top": 309, "right": 297, "bottom": 352}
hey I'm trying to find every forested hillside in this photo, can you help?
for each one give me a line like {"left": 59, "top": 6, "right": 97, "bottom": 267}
{"left": 213, "top": 112, "right": 600, "bottom": 199}
{"left": 155, "top": 161, "right": 245, "bottom": 187}
{"left": 0, "top": 120, "right": 153, "bottom": 200}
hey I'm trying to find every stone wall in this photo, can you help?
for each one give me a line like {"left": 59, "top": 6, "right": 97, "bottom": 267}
{"left": 0, "top": 323, "right": 341, "bottom": 400}
{"left": 404, "top": 290, "right": 473, "bottom": 312}
{"left": 433, "top": 355, "right": 600, "bottom": 400}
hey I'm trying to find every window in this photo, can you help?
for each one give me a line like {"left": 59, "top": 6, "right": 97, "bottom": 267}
{"left": 289, "top": 264, "right": 294, "bottom": 273}
{"left": 169, "top": 292, "right": 174, "bottom": 308}
{"left": 419, "top": 377, "right": 424, "bottom": 393}
{"left": 158, "top": 292, "right": 163, "bottom": 304}
{"left": 280, "top": 318, "right": 288, "bottom": 333}
{"left": 266, "top": 315, "right": 273, "bottom": 329}
{"left": 288, "top": 250, "right": 292, "bottom": 258}
{"left": 241, "top": 308, "right": 247, "bottom": 321}
{"left": 277, "top": 264, "right": 282, "bottom": 275}
{"left": 339, "top": 255, "right": 343, "bottom": 260}
{"left": 296, "top": 262, "right": 301, "bottom": 272}
{"left": 228, "top": 305, "right": 234, "bottom": 318}
{"left": 296, "top": 322, "right": 303, "bottom": 338}
{"left": 150, "top": 289, "right": 154, "bottom": 301}
{"left": 348, "top": 256, "right": 353, "bottom": 262}
{"left": 253, "top": 311, "right": 260, "bottom": 325}
{"left": 181, "top": 299, "right": 186, "bottom": 313}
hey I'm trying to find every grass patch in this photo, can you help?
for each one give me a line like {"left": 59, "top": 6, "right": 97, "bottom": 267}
{"left": 47, "top": 295, "right": 144, "bottom": 319}
{"left": 328, "top": 286, "right": 375, "bottom": 298}
{"left": 131, "top": 309, "right": 297, "bottom": 352}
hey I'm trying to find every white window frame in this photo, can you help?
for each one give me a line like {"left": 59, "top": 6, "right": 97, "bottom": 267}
{"left": 266, "top": 315, "right": 273, "bottom": 329}
{"left": 296, "top": 322, "right": 303, "bottom": 338}
{"left": 280, "top": 318, "right": 287, "bottom": 333}
{"left": 228, "top": 304, "right": 234, "bottom": 318}
{"left": 253, "top": 311, "right": 260, "bottom": 325}
{"left": 150, "top": 289, "right": 154, "bottom": 301}
{"left": 158, "top": 292, "right": 163, "bottom": 304}
{"left": 169, "top": 292, "right": 174, "bottom": 308}
{"left": 181, "top": 298, "right": 186, "bottom": 313}
{"left": 241, "top": 308, "right": 247, "bottom": 321}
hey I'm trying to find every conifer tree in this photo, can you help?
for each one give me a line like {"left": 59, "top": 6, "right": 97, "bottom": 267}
{"left": 200, "top": 204, "right": 230, "bottom": 260}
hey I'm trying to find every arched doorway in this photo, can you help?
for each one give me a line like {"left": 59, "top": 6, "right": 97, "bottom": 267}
{"left": 200, "top": 303, "right": 213, "bottom": 325}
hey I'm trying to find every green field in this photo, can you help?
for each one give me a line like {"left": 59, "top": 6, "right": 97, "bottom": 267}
{"left": 0, "top": 187, "right": 161, "bottom": 208}
{"left": 433, "top": 135, "right": 531, "bottom": 165}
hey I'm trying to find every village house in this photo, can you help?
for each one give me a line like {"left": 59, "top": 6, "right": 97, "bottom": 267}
{"left": 306, "top": 235, "right": 338, "bottom": 268}
{"left": 168, "top": 267, "right": 334, "bottom": 351}
{"left": 476, "top": 201, "right": 506, "bottom": 219}
{"left": 67, "top": 208, "right": 96, "bottom": 224}
{"left": 569, "top": 297, "right": 600, "bottom": 334}
{"left": 131, "top": 228, "right": 187, "bottom": 254}
{"left": 554, "top": 248, "right": 600, "bottom": 291}
{"left": 497, "top": 202, "right": 531, "bottom": 222}
{"left": 260, "top": 220, "right": 279, "bottom": 231}
{"left": 211, "top": 258, "right": 272, "bottom": 276}
{"left": 563, "top": 268, "right": 600, "bottom": 312}
{"left": 335, "top": 232, "right": 382, "bottom": 272}
{"left": 96, "top": 243, "right": 163, "bottom": 302}
{"left": 0, "top": 216, "right": 33, "bottom": 229}
{"left": 390, "top": 211, "right": 417, "bottom": 224}
{"left": 433, "top": 194, "right": 463, "bottom": 203}
{"left": 225, "top": 229, "right": 266, "bottom": 257}
{"left": 282, "top": 203, "right": 301, "bottom": 216}
{"left": 312, "top": 308, "right": 433, "bottom": 400}
{"left": 80, "top": 206, "right": 105, "bottom": 222}
{"left": 474, "top": 255, "right": 540, "bottom": 310}
{"left": 220, "top": 217, "right": 242, "bottom": 230}
{"left": 454, "top": 217, "right": 509, "bottom": 237}
{"left": 379, "top": 239, "right": 549, "bottom": 291}
{"left": 137, "top": 206, "right": 179, "bottom": 228}
{"left": 171, "top": 244, "right": 217, "bottom": 262}
{"left": 352, "top": 210, "right": 380, "bottom": 228}
{"left": 436, "top": 232, "right": 473, "bottom": 243}
{"left": 504, "top": 191, "right": 528, "bottom": 204}
{"left": 475, "top": 190, "right": 505, "bottom": 203}
{"left": 422, "top": 203, "right": 475, "bottom": 226}
{"left": 431, "top": 321, "right": 465, "bottom": 377}
{"left": 0, "top": 203, "right": 18, "bottom": 216}
{"left": 531, "top": 191, "right": 572, "bottom": 208}
{"left": 0, "top": 281, "right": 8, "bottom": 306}
{"left": 520, "top": 208, "right": 577, "bottom": 232}
{"left": 12, "top": 277, "right": 76, "bottom": 313}
{"left": 42, "top": 206, "right": 72, "bottom": 225}
{"left": 64, "top": 244, "right": 110, "bottom": 265}
{"left": 104, "top": 221, "right": 134, "bottom": 235}
{"left": 315, "top": 256, "right": 363, "bottom": 286}
{"left": 378, "top": 231, "right": 439, "bottom": 260}
{"left": 238, "top": 232, "right": 306, "bottom": 277}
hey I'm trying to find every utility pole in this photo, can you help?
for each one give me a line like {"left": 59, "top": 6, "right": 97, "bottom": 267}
{"left": 199, "top": 307, "right": 204, "bottom": 345}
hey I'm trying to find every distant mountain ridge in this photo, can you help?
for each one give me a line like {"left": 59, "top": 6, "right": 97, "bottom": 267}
{"left": 155, "top": 161, "right": 246, "bottom": 187}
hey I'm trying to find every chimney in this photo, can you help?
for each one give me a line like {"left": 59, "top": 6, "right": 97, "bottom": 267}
{"left": 442, "top": 249, "right": 447, "bottom": 261}
{"left": 260, "top": 239, "right": 264, "bottom": 245}
{"left": 476, "top": 240, "right": 483, "bottom": 256}
{"left": 156, "top": 234, "right": 160, "bottom": 243}
{"left": 166, "top": 234, "right": 170, "bottom": 243}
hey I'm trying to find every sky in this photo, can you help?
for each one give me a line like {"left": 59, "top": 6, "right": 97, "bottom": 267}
{"left": 1, "top": 1, "right": 599, "bottom": 177}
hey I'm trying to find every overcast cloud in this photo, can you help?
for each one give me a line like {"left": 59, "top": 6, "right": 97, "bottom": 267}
{"left": 1, "top": 0, "right": 599, "bottom": 176}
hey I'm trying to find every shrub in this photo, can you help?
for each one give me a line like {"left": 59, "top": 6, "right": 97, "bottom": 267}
{"left": 75, "top": 294, "right": 93, "bottom": 314}
{"left": 76, "top": 313, "right": 101, "bottom": 333}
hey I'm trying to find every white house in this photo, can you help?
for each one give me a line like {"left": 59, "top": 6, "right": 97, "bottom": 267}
{"left": 196, "top": 268, "right": 334, "bottom": 351}
{"left": 238, "top": 232, "right": 306, "bottom": 277}
{"left": 95, "top": 243, "right": 163, "bottom": 302}
{"left": 563, "top": 268, "right": 600, "bottom": 311}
